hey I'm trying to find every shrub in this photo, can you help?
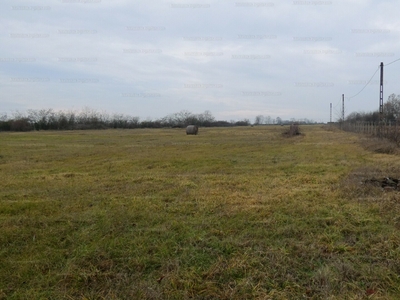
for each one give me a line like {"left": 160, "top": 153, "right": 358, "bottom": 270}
{"left": 283, "top": 123, "right": 301, "bottom": 136}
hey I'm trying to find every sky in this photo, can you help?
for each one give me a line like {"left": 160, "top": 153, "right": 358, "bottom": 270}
{"left": 1, "top": 0, "right": 399, "bottom": 123}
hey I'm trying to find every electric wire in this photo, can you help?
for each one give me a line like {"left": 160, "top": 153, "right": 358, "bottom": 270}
{"left": 339, "top": 58, "right": 399, "bottom": 121}
{"left": 347, "top": 65, "right": 380, "bottom": 100}
{"left": 345, "top": 58, "right": 399, "bottom": 100}
{"left": 333, "top": 96, "right": 343, "bottom": 118}
{"left": 345, "top": 58, "right": 399, "bottom": 101}
{"left": 385, "top": 58, "right": 400, "bottom": 66}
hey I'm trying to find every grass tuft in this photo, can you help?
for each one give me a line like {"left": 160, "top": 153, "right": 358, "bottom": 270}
{"left": 361, "top": 137, "right": 400, "bottom": 155}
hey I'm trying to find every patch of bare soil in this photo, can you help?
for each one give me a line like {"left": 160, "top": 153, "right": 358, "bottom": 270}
{"left": 364, "top": 177, "right": 400, "bottom": 191}
{"left": 340, "top": 167, "right": 400, "bottom": 202}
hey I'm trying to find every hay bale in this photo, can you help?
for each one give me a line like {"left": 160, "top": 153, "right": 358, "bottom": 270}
{"left": 186, "top": 125, "right": 198, "bottom": 135}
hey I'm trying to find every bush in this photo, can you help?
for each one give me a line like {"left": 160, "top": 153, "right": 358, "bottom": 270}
{"left": 283, "top": 124, "right": 301, "bottom": 136}
{"left": 10, "top": 118, "right": 33, "bottom": 131}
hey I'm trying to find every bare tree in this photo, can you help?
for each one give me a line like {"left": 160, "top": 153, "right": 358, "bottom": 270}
{"left": 384, "top": 93, "right": 400, "bottom": 122}
{"left": 254, "top": 115, "right": 264, "bottom": 125}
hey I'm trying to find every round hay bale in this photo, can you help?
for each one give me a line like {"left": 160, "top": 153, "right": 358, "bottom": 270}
{"left": 186, "top": 125, "right": 198, "bottom": 135}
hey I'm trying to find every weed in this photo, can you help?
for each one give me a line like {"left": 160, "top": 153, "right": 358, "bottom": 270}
{"left": 360, "top": 137, "right": 399, "bottom": 155}
{"left": 282, "top": 123, "right": 302, "bottom": 137}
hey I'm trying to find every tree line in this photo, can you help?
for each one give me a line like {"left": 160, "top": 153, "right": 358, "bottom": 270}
{"left": 346, "top": 93, "right": 400, "bottom": 123}
{"left": 253, "top": 115, "right": 316, "bottom": 125}
{"left": 0, "top": 108, "right": 253, "bottom": 131}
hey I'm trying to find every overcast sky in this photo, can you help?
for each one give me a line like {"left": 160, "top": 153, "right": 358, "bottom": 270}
{"left": 1, "top": 0, "right": 399, "bottom": 122}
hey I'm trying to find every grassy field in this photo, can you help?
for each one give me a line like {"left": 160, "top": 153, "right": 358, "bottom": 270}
{"left": 1, "top": 125, "right": 400, "bottom": 299}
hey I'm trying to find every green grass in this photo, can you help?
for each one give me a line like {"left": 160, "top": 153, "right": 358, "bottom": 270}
{"left": 1, "top": 126, "right": 400, "bottom": 299}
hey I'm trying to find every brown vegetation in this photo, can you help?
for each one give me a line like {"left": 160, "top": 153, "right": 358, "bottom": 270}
{"left": 282, "top": 123, "right": 302, "bottom": 137}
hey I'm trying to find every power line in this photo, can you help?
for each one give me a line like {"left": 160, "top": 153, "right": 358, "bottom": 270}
{"left": 347, "top": 65, "right": 380, "bottom": 100}
{"left": 333, "top": 98, "right": 341, "bottom": 109}
{"left": 385, "top": 58, "right": 400, "bottom": 66}
{"left": 339, "top": 58, "right": 399, "bottom": 122}
{"left": 346, "top": 58, "right": 399, "bottom": 101}
{"left": 332, "top": 97, "right": 343, "bottom": 118}
{"left": 333, "top": 93, "right": 343, "bottom": 110}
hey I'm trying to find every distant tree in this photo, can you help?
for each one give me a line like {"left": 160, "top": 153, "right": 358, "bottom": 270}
{"left": 197, "top": 110, "right": 215, "bottom": 126}
{"left": 161, "top": 110, "right": 194, "bottom": 127}
{"left": 235, "top": 119, "right": 250, "bottom": 126}
{"left": 32, "top": 109, "right": 54, "bottom": 130}
{"left": 3, "top": 107, "right": 324, "bottom": 130}
{"left": 384, "top": 93, "right": 400, "bottom": 122}
{"left": 254, "top": 115, "right": 265, "bottom": 125}
{"left": 346, "top": 94, "right": 400, "bottom": 124}
{"left": 10, "top": 118, "right": 33, "bottom": 131}
{"left": 0, "top": 113, "right": 10, "bottom": 131}
{"left": 212, "top": 120, "right": 232, "bottom": 127}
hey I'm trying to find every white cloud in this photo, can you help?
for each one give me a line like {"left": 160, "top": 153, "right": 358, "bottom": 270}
{"left": 0, "top": 0, "right": 399, "bottom": 122}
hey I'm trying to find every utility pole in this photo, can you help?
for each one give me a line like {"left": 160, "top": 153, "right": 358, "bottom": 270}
{"left": 378, "top": 62, "right": 384, "bottom": 138}
{"left": 330, "top": 103, "right": 332, "bottom": 123}
{"left": 342, "top": 94, "right": 345, "bottom": 122}
{"left": 379, "top": 62, "right": 384, "bottom": 119}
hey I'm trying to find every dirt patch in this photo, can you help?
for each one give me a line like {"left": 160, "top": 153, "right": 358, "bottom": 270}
{"left": 364, "top": 177, "right": 400, "bottom": 191}
{"left": 339, "top": 166, "right": 400, "bottom": 201}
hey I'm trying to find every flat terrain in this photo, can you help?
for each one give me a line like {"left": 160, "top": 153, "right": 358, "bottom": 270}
{"left": 1, "top": 126, "right": 400, "bottom": 299}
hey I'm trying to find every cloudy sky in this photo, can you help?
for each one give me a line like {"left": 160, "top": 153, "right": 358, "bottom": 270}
{"left": 1, "top": 0, "right": 399, "bottom": 122}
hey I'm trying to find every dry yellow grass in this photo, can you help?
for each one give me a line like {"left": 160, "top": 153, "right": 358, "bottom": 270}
{"left": 1, "top": 125, "right": 400, "bottom": 299}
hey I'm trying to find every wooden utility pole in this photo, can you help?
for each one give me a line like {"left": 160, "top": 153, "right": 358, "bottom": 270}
{"left": 330, "top": 103, "right": 332, "bottom": 123}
